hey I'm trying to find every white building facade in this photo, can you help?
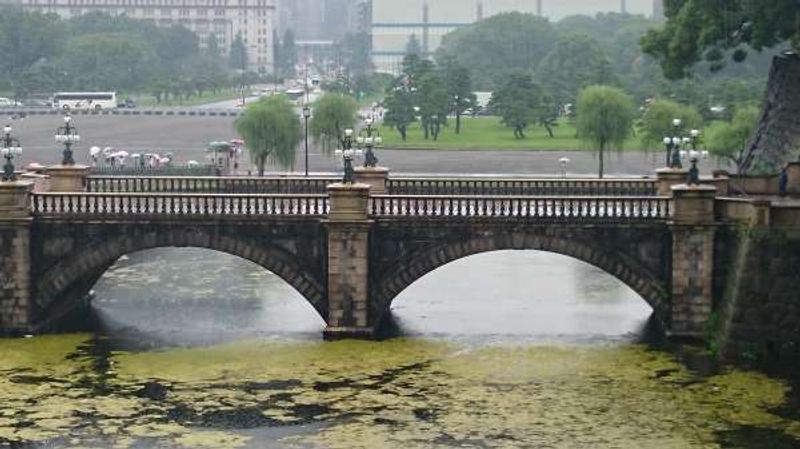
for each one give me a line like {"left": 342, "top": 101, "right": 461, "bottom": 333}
{"left": 6, "top": 0, "right": 276, "bottom": 72}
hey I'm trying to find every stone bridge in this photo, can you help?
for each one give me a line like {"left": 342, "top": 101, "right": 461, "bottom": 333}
{"left": 2, "top": 164, "right": 799, "bottom": 341}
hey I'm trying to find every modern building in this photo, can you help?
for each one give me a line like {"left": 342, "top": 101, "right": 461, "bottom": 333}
{"left": 3, "top": 0, "right": 277, "bottom": 73}
{"left": 371, "top": 0, "right": 657, "bottom": 73}
{"left": 278, "top": 0, "right": 364, "bottom": 41}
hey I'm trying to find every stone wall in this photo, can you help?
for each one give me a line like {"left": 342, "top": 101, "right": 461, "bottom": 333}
{"left": 714, "top": 226, "right": 800, "bottom": 363}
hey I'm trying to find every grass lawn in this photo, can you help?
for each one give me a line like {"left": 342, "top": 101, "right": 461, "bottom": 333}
{"left": 132, "top": 88, "right": 243, "bottom": 108}
{"left": 381, "top": 116, "right": 649, "bottom": 151}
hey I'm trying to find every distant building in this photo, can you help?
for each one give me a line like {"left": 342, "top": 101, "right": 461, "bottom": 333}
{"left": 652, "top": 0, "right": 664, "bottom": 21}
{"left": 2, "top": 0, "right": 277, "bottom": 73}
{"left": 371, "top": 0, "right": 657, "bottom": 73}
{"left": 278, "top": 0, "right": 363, "bottom": 41}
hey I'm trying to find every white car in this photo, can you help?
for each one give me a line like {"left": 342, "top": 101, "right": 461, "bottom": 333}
{"left": 0, "top": 97, "right": 22, "bottom": 107}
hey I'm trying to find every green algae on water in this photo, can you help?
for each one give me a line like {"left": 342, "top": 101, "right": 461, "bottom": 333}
{"left": 0, "top": 336, "right": 798, "bottom": 448}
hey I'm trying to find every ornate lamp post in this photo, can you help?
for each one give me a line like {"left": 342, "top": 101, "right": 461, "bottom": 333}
{"left": 1, "top": 124, "right": 23, "bottom": 182}
{"left": 559, "top": 157, "right": 570, "bottom": 178}
{"left": 355, "top": 116, "right": 382, "bottom": 168}
{"left": 303, "top": 106, "right": 311, "bottom": 177}
{"left": 663, "top": 117, "right": 683, "bottom": 168}
{"left": 334, "top": 128, "right": 361, "bottom": 183}
{"left": 55, "top": 115, "right": 80, "bottom": 165}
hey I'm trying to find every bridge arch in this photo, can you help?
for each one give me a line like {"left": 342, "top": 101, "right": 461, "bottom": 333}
{"left": 372, "top": 230, "right": 670, "bottom": 323}
{"left": 34, "top": 227, "right": 327, "bottom": 328}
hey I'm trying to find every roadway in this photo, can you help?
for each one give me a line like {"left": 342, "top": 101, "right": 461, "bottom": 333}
{"left": 7, "top": 113, "right": 728, "bottom": 176}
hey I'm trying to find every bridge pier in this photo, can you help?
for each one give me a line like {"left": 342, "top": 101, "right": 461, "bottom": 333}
{"left": 669, "top": 184, "right": 717, "bottom": 338}
{"left": 45, "top": 165, "right": 90, "bottom": 192}
{"left": 0, "top": 182, "right": 34, "bottom": 334}
{"left": 323, "top": 183, "right": 376, "bottom": 339}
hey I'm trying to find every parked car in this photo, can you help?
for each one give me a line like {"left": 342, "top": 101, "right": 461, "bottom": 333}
{"left": 117, "top": 97, "right": 136, "bottom": 108}
{"left": 0, "top": 97, "right": 22, "bottom": 107}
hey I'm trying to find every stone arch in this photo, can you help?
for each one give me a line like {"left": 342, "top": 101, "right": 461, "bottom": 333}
{"left": 35, "top": 227, "right": 326, "bottom": 328}
{"left": 372, "top": 231, "right": 669, "bottom": 321}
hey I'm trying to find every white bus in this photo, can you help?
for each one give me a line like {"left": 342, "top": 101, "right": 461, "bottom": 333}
{"left": 53, "top": 92, "right": 117, "bottom": 111}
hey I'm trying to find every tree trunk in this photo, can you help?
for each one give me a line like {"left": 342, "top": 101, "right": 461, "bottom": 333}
{"left": 455, "top": 112, "right": 461, "bottom": 134}
{"left": 598, "top": 141, "right": 605, "bottom": 179}
{"left": 545, "top": 124, "right": 554, "bottom": 138}
{"left": 743, "top": 52, "right": 800, "bottom": 173}
{"left": 399, "top": 126, "right": 407, "bottom": 141}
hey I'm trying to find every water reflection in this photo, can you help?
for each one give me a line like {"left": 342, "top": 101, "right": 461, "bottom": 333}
{"left": 391, "top": 250, "right": 652, "bottom": 342}
{"left": 93, "top": 248, "right": 653, "bottom": 345}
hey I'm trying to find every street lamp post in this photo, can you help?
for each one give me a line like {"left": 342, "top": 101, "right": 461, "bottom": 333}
{"left": 355, "top": 117, "right": 382, "bottom": 168}
{"left": 335, "top": 128, "right": 361, "bottom": 183}
{"left": 55, "top": 115, "right": 80, "bottom": 165}
{"left": 303, "top": 106, "right": 311, "bottom": 177}
{"left": 1, "top": 124, "right": 23, "bottom": 182}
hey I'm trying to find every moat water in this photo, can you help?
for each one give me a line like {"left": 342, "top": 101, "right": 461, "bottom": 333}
{"left": 1, "top": 248, "right": 798, "bottom": 448}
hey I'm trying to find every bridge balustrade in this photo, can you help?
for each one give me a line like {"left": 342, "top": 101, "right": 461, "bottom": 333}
{"left": 31, "top": 192, "right": 329, "bottom": 217}
{"left": 86, "top": 175, "right": 658, "bottom": 197}
{"left": 86, "top": 176, "right": 335, "bottom": 194}
{"left": 386, "top": 178, "right": 658, "bottom": 196}
{"left": 369, "top": 195, "right": 672, "bottom": 220}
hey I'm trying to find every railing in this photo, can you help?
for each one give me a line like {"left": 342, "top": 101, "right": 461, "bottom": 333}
{"left": 31, "top": 193, "right": 329, "bottom": 217}
{"left": 370, "top": 195, "right": 672, "bottom": 220}
{"left": 87, "top": 175, "right": 337, "bottom": 194}
{"left": 387, "top": 177, "right": 658, "bottom": 196}
{"left": 87, "top": 174, "right": 658, "bottom": 196}
{"left": 90, "top": 165, "right": 217, "bottom": 177}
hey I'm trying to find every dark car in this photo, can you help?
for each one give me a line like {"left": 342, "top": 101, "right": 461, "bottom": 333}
{"left": 117, "top": 97, "right": 136, "bottom": 108}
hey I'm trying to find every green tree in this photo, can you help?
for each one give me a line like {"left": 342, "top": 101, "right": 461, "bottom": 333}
{"left": 439, "top": 56, "right": 476, "bottom": 134}
{"left": 416, "top": 70, "right": 450, "bottom": 140}
{"left": 59, "top": 32, "right": 157, "bottom": 90}
{"left": 235, "top": 96, "right": 301, "bottom": 175}
{"left": 383, "top": 86, "right": 416, "bottom": 141}
{"left": 489, "top": 71, "right": 545, "bottom": 139}
{"left": 229, "top": 32, "right": 247, "bottom": 71}
{"left": 576, "top": 85, "right": 635, "bottom": 178}
{"left": 435, "top": 12, "right": 558, "bottom": 89}
{"left": 310, "top": 93, "right": 358, "bottom": 152}
{"left": 639, "top": 99, "right": 704, "bottom": 149}
{"left": 641, "top": 0, "right": 800, "bottom": 173}
{"left": 706, "top": 105, "right": 760, "bottom": 174}
{"left": 537, "top": 34, "right": 615, "bottom": 107}
{"left": 405, "top": 34, "right": 422, "bottom": 57}
{"left": 0, "top": 7, "right": 66, "bottom": 97}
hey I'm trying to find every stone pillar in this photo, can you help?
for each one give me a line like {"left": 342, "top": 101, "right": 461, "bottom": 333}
{"left": 354, "top": 166, "right": 389, "bottom": 194}
{"left": 786, "top": 161, "right": 800, "bottom": 196}
{"left": 669, "top": 184, "right": 717, "bottom": 338}
{"left": 45, "top": 164, "right": 90, "bottom": 192}
{"left": 656, "top": 168, "right": 689, "bottom": 196}
{"left": 0, "top": 181, "right": 34, "bottom": 334}
{"left": 323, "top": 182, "right": 375, "bottom": 339}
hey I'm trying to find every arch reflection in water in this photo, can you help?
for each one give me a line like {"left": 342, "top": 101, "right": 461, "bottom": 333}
{"left": 389, "top": 250, "right": 653, "bottom": 341}
{"left": 91, "top": 248, "right": 325, "bottom": 346}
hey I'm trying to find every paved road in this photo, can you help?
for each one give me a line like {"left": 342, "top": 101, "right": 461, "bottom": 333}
{"left": 7, "top": 114, "right": 729, "bottom": 176}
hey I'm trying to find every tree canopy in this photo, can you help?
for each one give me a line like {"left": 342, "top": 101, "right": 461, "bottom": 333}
{"left": 310, "top": 93, "right": 358, "bottom": 153}
{"left": 489, "top": 71, "right": 546, "bottom": 139}
{"left": 639, "top": 99, "right": 704, "bottom": 149}
{"left": 435, "top": 12, "right": 558, "bottom": 89}
{"left": 641, "top": 0, "right": 799, "bottom": 79}
{"left": 576, "top": 85, "right": 636, "bottom": 178}
{"left": 706, "top": 105, "right": 760, "bottom": 173}
{"left": 235, "top": 96, "right": 301, "bottom": 175}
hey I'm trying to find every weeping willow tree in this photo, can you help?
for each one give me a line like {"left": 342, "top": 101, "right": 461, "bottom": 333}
{"left": 309, "top": 93, "right": 358, "bottom": 153}
{"left": 235, "top": 96, "right": 300, "bottom": 175}
{"left": 641, "top": 0, "right": 800, "bottom": 173}
{"left": 576, "top": 85, "right": 636, "bottom": 179}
